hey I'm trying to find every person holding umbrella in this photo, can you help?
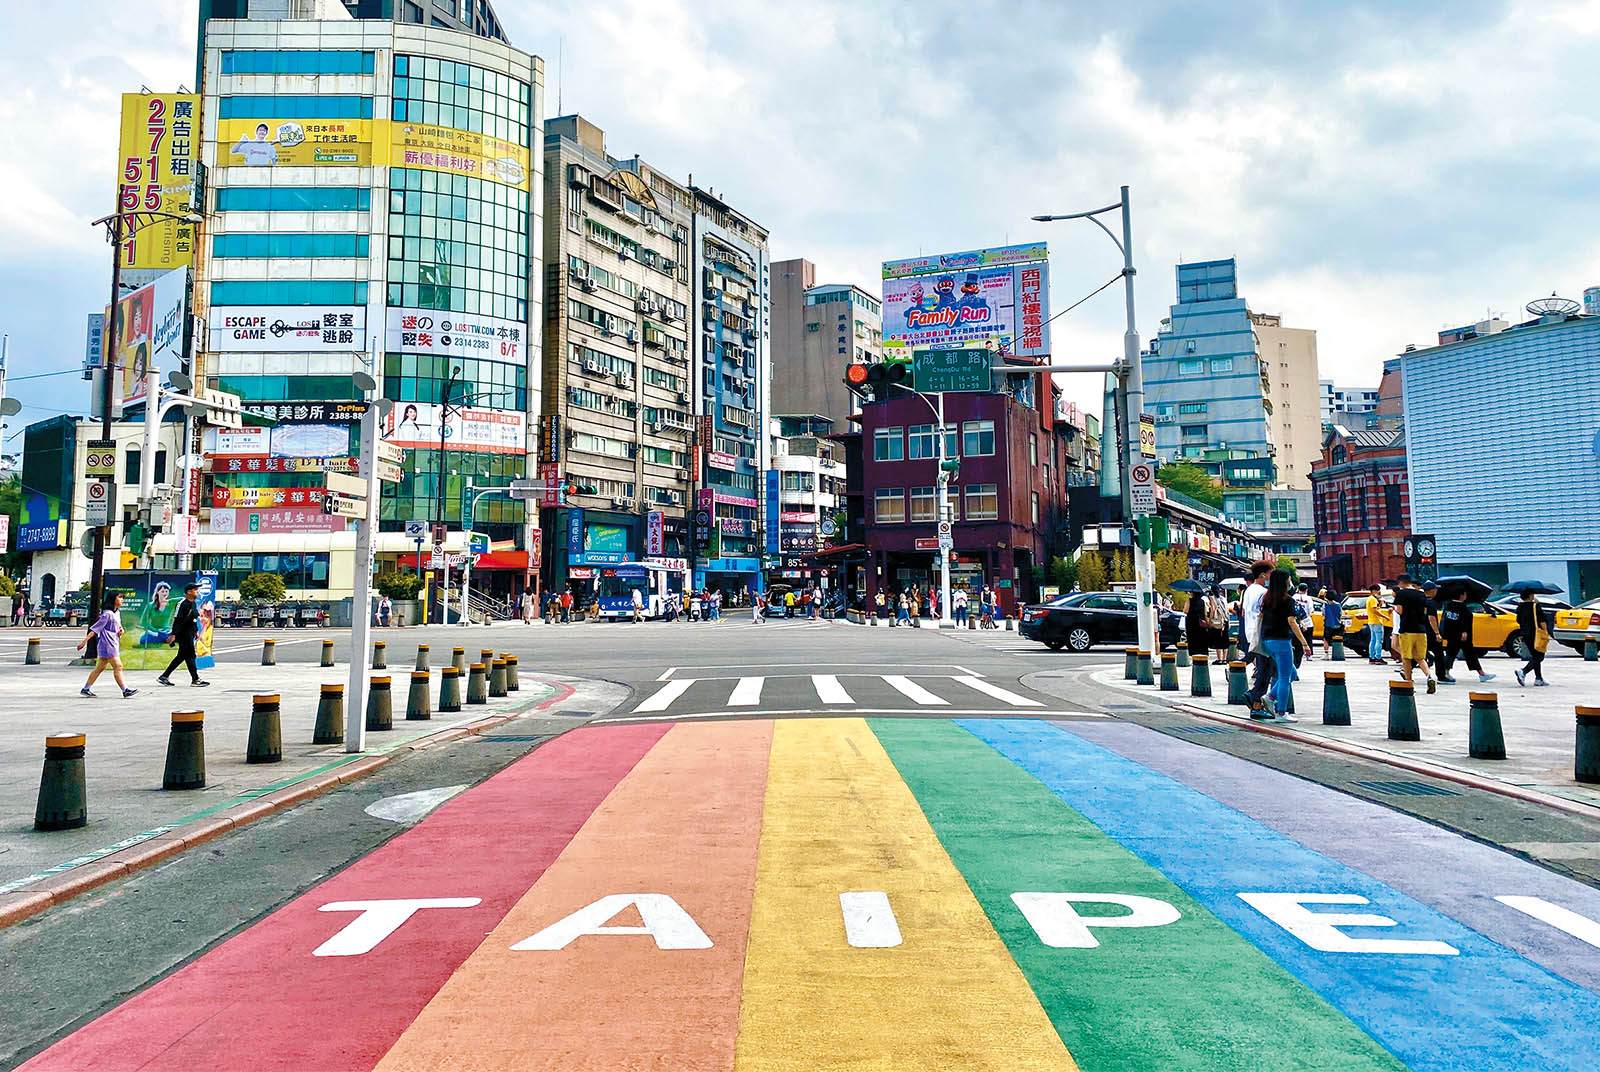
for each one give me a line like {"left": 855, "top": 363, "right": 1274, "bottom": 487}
{"left": 1434, "top": 576, "right": 1496, "bottom": 684}
{"left": 1173, "top": 579, "right": 1211, "bottom": 661}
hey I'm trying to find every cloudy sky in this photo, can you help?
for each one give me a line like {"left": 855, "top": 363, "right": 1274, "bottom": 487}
{"left": 3, "top": 0, "right": 1599, "bottom": 443}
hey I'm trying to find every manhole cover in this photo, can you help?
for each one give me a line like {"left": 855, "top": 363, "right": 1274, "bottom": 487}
{"left": 1351, "top": 779, "right": 1460, "bottom": 797}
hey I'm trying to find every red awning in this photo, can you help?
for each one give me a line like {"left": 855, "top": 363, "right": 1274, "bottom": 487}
{"left": 398, "top": 551, "right": 532, "bottom": 570}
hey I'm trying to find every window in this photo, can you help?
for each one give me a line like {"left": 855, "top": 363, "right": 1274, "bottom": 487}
{"left": 571, "top": 432, "right": 631, "bottom": 459}
{"left": 1177, "top": 358, "right": 1206, "bottom": 375}
{"left": 1029, "top": 433, "right": 1038, "bottom": 467}
{"left": 907, "top": 424, "right": 936, "bottom": 460}
{"left": 873, "top": 427, "right": 904, "bottom": 462}
{"left": 1210, "top": 357, "right": 1234, "bottom": 373}
{"left": 1270, "top": 498, "right": 1298, "bottom": 526}
{"left": 221, "top": 50, "right": 375, "bottom": 75}
{"left": 781, "top": 472, "right": 814, "bottom": 491}
{"left": 1384, "top": 484, "right": 1404, "bottom": 528}
{"left": 874, "top": 487, "right": 905, "bottom": 524}
{"left": 1180, "top": 424, "right": 1208, "bottom": 439}
{"left": 211, "top": 281, "right": 368, "bottom": 305}
{"left": 1179, "top": 402, "right": 1208, "bottom": 415}
{"left": 387, "top": 166, "right": 530, "bottom": 320}
{"left": 1031, "top": 492, "right": 1040, "bottom": 524}
{"left": 943, "top": 425, "right": 960, "bottom": 459}
{"left": 964, "top": 483, "right": 999, "bottom": 521}
{"left": 1339, "top": 497, "right": 1349, "bottom": 532}
{"left": 910, "top": 486, "right": 936, "bottom": 522}
{"left": 962, "top": 420, "right": 994, "bottom": 457}
{"left": 216, "top": 187, "right": 371, "bottom": 212}
{"left": 641, "top": 445, "right": 685, "bottom": 467}
{"left": 806, "top": 323, "right": 819, "bottom": 333}
{"left": 212, "top": 233, "right": 369, "bottom": 259}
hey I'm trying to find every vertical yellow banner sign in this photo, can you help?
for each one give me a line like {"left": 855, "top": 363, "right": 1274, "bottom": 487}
{"left": 115, "top": 93, "right": 202, "bottom": 270}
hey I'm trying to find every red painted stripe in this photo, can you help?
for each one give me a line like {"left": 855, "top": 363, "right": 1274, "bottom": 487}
{"left": 20, "top": 723, "right": 671, "bottom": 1072}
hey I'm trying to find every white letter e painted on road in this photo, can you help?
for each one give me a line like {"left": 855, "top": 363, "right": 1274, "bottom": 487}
{"left": 313, "top": 898, "right": 482, "bottom": 957}
{"left": 1239, "top": 893, "right": 1458, "bottom": 956}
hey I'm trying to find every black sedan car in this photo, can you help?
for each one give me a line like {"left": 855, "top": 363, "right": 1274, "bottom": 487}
{"left": 1019, "top": 590, "right": 1184, "bottom": 652}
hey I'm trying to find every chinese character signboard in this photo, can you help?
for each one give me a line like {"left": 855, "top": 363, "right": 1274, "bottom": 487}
{"left": 115, "top": 94, "right": 200, "bottom": 270}
{"left": 219, "top": 117, "right": 373, "bottom": 167}
{"left": 210, "top": 307, "right": 365, "bottom": 353}
{"left": 388, "top": 121, "right": 530, "bottom": 191}
{"left": 765, "top": 469, "right": 781, "bottom": 554}
{"left": 382, "top": 403, "right": 526, "bottom": 455}
{"left": 881, "top": 243, "right": 1050, "bottom": 358}
{"left": 912, "top": 348, "right": 992, "bottom": 393}
{"left": 646, "top": 511, "right": 665, "bottom": 557}
{"left": 106, "top": 267, "right": 188, "bottom": 407}
{"left": 385, "top": 308, "right": 526, "bottom": 362}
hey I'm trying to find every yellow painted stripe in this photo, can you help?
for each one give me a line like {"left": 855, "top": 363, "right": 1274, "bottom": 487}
{"left": 733, "top": 718, "right": 1077, "bottom": 1071}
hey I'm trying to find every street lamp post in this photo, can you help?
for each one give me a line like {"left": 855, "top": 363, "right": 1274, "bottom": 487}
{"left": 1031, "top": 186, "right": 1156, "bottom": 655}
{"left": 434, "top": 365, "right": 462, "bottom": 623}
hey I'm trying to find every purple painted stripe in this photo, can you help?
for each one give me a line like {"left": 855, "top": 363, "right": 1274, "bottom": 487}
{"left": 1064, "top": 719, "right": 1600, "bottom": 993}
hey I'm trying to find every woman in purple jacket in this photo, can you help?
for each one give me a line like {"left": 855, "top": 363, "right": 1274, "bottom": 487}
{"left": 78, "top": 593, "right": 137, "bottom": 698}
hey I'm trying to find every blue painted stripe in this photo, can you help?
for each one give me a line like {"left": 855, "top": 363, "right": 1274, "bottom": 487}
{"left": 959, "top": 718, "right": 1600, "bottom": 1072}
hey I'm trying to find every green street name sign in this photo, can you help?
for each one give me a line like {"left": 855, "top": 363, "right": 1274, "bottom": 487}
{"left": 912, "top": 347, "right": 992, "bottom": 393}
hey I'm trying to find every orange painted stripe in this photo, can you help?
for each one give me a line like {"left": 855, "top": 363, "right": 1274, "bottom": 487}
{"left": 374, "top": 719, "right": 773, "bottom": 1071}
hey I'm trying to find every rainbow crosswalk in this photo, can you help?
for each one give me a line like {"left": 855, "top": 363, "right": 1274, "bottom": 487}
{"left": 21, "top": 717, "right": 1600, "bottom": 1071}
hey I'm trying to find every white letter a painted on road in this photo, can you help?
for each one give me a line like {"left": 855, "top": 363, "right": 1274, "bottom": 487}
{"left": 511, "top": 894, "right": 713, "bottom": 951}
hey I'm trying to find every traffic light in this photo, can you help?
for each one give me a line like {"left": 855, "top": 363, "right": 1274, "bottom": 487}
{"left": 843, "top": 361, "right": 908, "bottom": 403}
{"left": 1134, "top": 516, "right": 1170, "bottom": 552}
{"left": 126, "top": 522, "right": 149, "bottom": 557}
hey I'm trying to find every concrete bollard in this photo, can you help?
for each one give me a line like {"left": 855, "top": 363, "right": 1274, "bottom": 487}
{"left": 489, "top": 658, "right": 509, "bottom": 698}
{"left": 25, "top": 637, "right": 41, "bottom": 665}
{"left": 1124, "top": 648, "right": 1138, "bottom": 681}
{"left": 479, "top": 648, "right": 495, "bottom": 671}
{"left": 452, "top": 646, "right": 467, "bottom": 673}
{"left": 251, "top": 610, "right": 260, "bottom": 628}
{"left": 320, "top": 639, "right": 335, "bottom": 667}
{"left": 163, "top": 710, "right": 206, "bottom": 790}
{"left": 467, "top": 663, "right": 489, "bottom": 705}
{"left": 870, "top": 614, "right": 878, "bottom": 626}
{"left": 415, "top": 644, "right": 430, "bottom": 671}
{"left": 1227, "top": 661, "right": 1249, "bottom": 706}
{"left": 372, "top": 641, "right": 387, "bottom": 670}
{"left": 1135, "top": 650, "right": 1153, "bottom": 686}
{"left": 1004, "top": 616, "right": 1014, "bottom": 632}
{"left": 505, "top": 654, "right": 520, "bottom": 692}
{"left": 439, "top": 666, "right": 463, "bottom": 713}
{"left": 1586, "top": 640, "right": 1598, "bottom": 663}
{"left": 1331, "top": 638, "right": 1345, "bottom": 662}
{"left": 1175, "top": 643, "right": 1190, "bottom": 669}
{"left": 1228, "top": 640, "right": 1242, "bottom": 664}
{"left": 406, "top": 670, "right": 432, "bottom": 721}
{"left": 968, "top": 614, "right": 976, "bottom": 630}
{"left": 1322, "top": 672, "right": 1351, "bottom": 726}
{"left": 1190, "top": 658, "right": 1213, "bottom": 698}
{"left": 1159, "top": 652, "right": 1179, "bottom": 691}
{"left": 1469, "top": 692, "right": 1507, "bottom": 760}
{"left": 261, "top": 637, "right": 276, "bottom": 666}
{"left": 34, "top": 733, "right": 88, "bottom": 831}
{"left": 1387, "top": 679, "right": 1420, "bottom": 741}
{"left": 314, "top": 684, "right": 345, "bottom": 744}
{"left": 1575, "top": 706, "right": 1600, "bottom": 783}
{"left": 366, "top": 676, "right": 393, "bottom": 731}
{"left": 247, "top": 694, "right": 283, "bottom": 764}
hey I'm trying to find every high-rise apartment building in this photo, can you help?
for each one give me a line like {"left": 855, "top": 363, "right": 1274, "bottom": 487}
{"left": 1146, "top": 259, "right": 1320, "bottom": 488}
{"left": 1319, "top": 380, "right": 1380, "bottom": 425}
{"left": 179, "top": 14, "right": 544, "bottom": 603}
{"left": 769, "top": 257, "right": 883, "bottom": 428}
{"left": 540, "top": 116, "right": 696, "bottom": 593}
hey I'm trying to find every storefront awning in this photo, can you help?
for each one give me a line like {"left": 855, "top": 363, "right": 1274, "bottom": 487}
{"left": 399, "top": 550, "right": 531, "bottom": 570}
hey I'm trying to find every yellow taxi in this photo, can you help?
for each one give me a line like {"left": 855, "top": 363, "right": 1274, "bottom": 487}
{"left": 1553, "top": 598, "right": 1600, "bottom": 650}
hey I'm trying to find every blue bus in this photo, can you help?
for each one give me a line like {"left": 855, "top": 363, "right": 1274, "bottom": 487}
{"left": 594, "top": 561, "right": 689, "bottom": 621}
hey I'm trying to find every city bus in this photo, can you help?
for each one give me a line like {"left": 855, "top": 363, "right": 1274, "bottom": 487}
{"left": 594, "top": 561, "right": 688, "bottom": 621}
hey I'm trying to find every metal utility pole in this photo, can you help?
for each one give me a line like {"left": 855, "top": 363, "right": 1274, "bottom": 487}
{"left": 433, "top": 366, "right": 462, "bottom": 623}
{"left": 1031, "top": 186, "right": 1155, "bottom": 654}
{"left": 87, "top": 217, "right": 123, "bottom": 626}
{"left": 345, "top": 392, "right": 381, "bottom": 753}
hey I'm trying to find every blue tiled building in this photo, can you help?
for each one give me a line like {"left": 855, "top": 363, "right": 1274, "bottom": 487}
{"left": 1146, "top": 259, "right": 1274, "bottom": 469}
{"left": 1401, "top": 312, "right": 1600, "bottom": 600}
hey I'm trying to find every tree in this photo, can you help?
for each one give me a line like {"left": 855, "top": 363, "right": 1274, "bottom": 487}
{"left": 1076, "top": 552, "right": 1107, "bottom": 593}
{"left": 1110, "top": 549, "right": 1134, "bottom": 583}
{"left": 1275, "top": 554, "right": 1300, "bottom": 586}
{"left": 0, "top": 476, "right": 25, "bottom": 579}
{"left": 375, "top": 570, "right": 424, "bottom": 600}
{"left": 1153, "top": 547, "right": 1191, "bottom": 595}
{"left": 1156, "top": 461, "right": 1221, "bottom": 508}
{"left": 1048, "top": 555, "right": 1078, "bottom": 593}
{"left": 238, "top": 572, "right": 286, "bottom": 604}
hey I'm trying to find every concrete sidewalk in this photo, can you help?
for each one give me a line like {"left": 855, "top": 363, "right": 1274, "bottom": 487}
{"left": 0, "top": 656, "right": 563, "bottom": 893}
{"left": 1098, "top": 650, "right": 1600, "bottom": 811}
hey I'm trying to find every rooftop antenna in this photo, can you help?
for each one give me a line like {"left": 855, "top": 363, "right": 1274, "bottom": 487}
{"left": 557, "top": 36, "right": 563, "bottom": 115}
{"left": 1526, "top": 293, "right": 1580, "bottom": 319}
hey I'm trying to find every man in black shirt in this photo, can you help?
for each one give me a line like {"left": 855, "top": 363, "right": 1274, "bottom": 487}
{"left": 1391, "top": 574, "right": 1439, "bottom": 694}
{"left": 157, "top": 583, "right": 209, "bottom": 688}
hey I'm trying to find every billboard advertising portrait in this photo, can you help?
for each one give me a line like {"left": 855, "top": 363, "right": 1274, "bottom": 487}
{"left": 107, "top": 267, "right": 188, "bottom": 407}
{"left": 116, "top": 93, "right": 200, "bottom": 270}
{"left": 880, "top": 245, "right": 1050, "bottom": 358}
{"left": 383, "top": 402, "right": 526, "bottom": 455}
{"left": 102, "top": 570, "right": 215, "bottom": 671}
{"left": 210, "top": 307, "right": 365, "bottom": 353}
{"left": 220, "top": 118, "right": 372, "bottom": 167}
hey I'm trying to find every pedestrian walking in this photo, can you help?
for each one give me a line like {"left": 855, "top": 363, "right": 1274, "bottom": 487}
{"left": 559, "top": 587, "right": 573, "bottom": 623}
{"left": 1318, "top": 588, "right": 1343, "bottom": 655}
{"left": 1292, "top": 583, "right": 1317, "bottom": 669}
{"left": 13, "top": 591, "right": 27, "bottom": 627}
{"left": 1251, "top": 569, "right": 1305, "bottom": 722}
{"left": 1206, "top": 584, "right": 1230, "bottom": 664}
{"left": 631, "top": 586, "right": 644, "bottom": 623}
{"left": 78, "top": 593, "right": 136, "bottom": 698}
{"left": 896, "top": 591, "right": 910, "bottom": 626}
{"left": 1364, "top": 584, "right": 1390, "bottom": 663}
{"left": 1185, "top": 588, "right": 1213, "bottom": 663}
{"left": 157, "top": 582, "right": 209, "bottom": 688}
{"left": 1514, "top": 591, "right": 1551, "bottom": 686}
{"left": 752, "top": 592, "right": 765, "bottom": 624}
{"left": 1391, "top": 574, "right": 1439, "bottom": 693}
{"left": 521, "top": 589, "right": 536, "bottom": 624}
{"left": 1241, "top": 560, "right": 1275, "bottom": 708}
{"left": 874, "top": 590, "right": 886, "bottom": 620}
{"left": 1437, "top": 590, "right": 1494, "bottom": 685}
{"left": 953, "top": 588, "right": 969, "bottom": 625}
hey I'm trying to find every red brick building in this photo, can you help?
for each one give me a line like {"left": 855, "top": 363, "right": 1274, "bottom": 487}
{"left": 1309, "top": 425, "right": 1410, "bottom": 594}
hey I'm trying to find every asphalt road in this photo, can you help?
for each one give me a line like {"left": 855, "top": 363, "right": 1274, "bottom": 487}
{"left": 5, "top": 618, "right": 1599, "bottom": 1070}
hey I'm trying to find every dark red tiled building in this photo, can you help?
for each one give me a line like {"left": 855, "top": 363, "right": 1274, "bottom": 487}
{"left": 1310, "top": 424, "right": 1410, "bottom": 594}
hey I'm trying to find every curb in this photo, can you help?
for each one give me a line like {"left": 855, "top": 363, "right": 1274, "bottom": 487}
{"left": 0, "top": 677, "right": 578, "bottom": 931}
{"left": 1168, "top": 700, "right": 1600, "bottom": 822}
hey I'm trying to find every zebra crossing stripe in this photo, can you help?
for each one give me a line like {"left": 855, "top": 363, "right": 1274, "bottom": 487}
{"left": 636, "top": 679, "right": 695, "bottom": 712}
{"left": 811, "top": 675, "right": 853, "bottom": 704}
{"left": 882, "top": 676, "right": 949, "bottom": 706}
{"left": 951, "top": 676, "right": 1043, "bottom": 707}
{"left": 729, "top": 677, "right": 765, "bottom": 706}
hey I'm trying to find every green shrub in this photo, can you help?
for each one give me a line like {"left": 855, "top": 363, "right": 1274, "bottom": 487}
{"left": 375, "top": 570, "right": 424, "bottom": 600}
{"left": 238, "top": 572, "right": 287, "bottom": 604}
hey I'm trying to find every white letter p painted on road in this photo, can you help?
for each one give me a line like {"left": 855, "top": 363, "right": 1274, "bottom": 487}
{"left": 313, "top": 898, "right": 482, "bottom": 957}
{"left": 1011, "top": 892, "right": 1181, "bottom": 948}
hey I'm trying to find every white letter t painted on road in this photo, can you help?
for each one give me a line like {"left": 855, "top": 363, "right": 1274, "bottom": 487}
{"left": 313, "top": 898, "right": 482, "bottom": 957}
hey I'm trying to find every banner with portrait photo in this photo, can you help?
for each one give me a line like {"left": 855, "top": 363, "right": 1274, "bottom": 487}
{"left": 102, "top": 570, "right": 216, "bottom": 671}
{"left": 105, "top": 267, "right": 188, "bottom": 407}
{"left": 219, "top": 118, "right": 373, "bottom": 167}
{"left": 382, "top": 402, "right": 525, "bottom": 455}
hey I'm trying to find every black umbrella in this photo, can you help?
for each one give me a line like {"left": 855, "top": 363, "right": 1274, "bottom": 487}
{"left": 1169, "top": 579, "right": 1206, "bottom": 593}
{"left": 1434, "top": 575, "right": 1492, "bottom": 602}
{"left": 1501, "top": 579, "right": 1563, "bottom": 596}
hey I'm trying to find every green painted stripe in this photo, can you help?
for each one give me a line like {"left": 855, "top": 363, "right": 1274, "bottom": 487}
{"left": 870, "top": 719, "right": 1409, "bottom": 1072}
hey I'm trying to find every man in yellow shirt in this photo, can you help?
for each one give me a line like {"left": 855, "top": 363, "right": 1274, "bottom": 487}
{"left": 1364, "top": 584, "right": 1391, "bottom": 663}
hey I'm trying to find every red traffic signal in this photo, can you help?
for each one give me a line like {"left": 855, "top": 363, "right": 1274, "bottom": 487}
{"left": 845, "top": 363, "right": 871, "bottom": 387}
{"left": 844, "top": 360, "right": 907, "bottom": 402}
